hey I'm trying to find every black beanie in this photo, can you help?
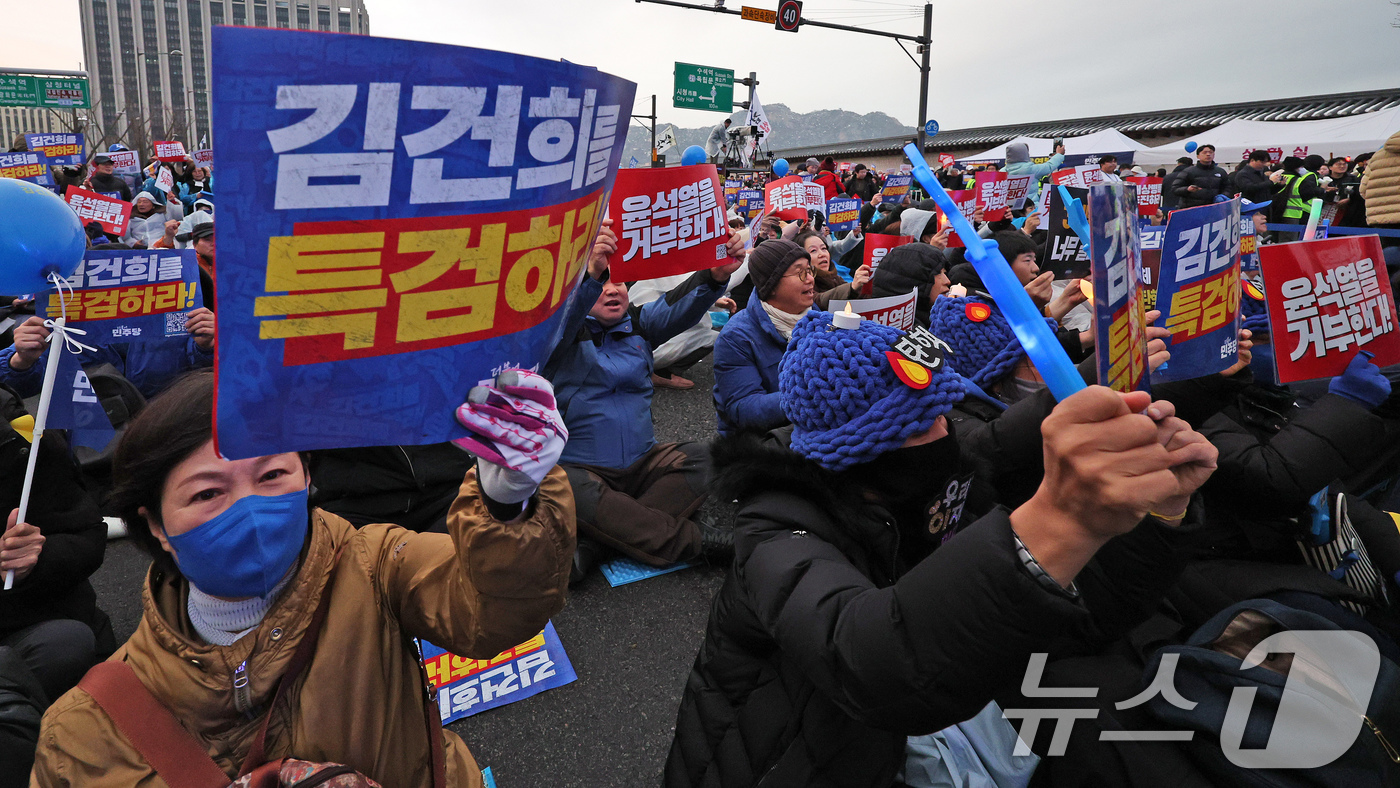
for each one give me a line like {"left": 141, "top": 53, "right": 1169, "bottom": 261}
{"left": 1302, "top": 154, "right": 1326, "bottom": 172}
{"left": 748, "top": 239, "right": 808, "bottom": 301}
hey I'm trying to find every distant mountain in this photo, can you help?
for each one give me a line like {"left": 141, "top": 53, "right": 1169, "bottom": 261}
{"left": 620, "top": 103, "right": 913, "bottom": 165}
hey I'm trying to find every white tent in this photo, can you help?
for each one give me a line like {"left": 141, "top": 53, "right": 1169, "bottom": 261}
{"left": 1136, "top": 106, "right": 1400, "bottom": 168}
{"left": 958, "top": 128, "right": 1150, "bottom": 163}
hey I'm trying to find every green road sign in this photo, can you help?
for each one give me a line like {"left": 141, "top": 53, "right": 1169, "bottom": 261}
{"left": 673, "top": 62, "right": 733, "bottom": 113}
{"left": 0, "top": 75, "right": 91, "bottom": 109}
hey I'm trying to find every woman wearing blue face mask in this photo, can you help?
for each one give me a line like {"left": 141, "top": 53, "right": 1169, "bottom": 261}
{"left": 30, "top": 368, "right": 576, "bottom": 788}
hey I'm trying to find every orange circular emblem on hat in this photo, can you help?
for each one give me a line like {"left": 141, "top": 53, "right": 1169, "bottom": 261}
{"left": 965, "top": 302, "right": 991, "bottom": 322}
{"left": 1243, "top": 280, "right": 1265, "bottom": 301}
{"left": 885, "top": 351, "right": 932, "bottom": 389}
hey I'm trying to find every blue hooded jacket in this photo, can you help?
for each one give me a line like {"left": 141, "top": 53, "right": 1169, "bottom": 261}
{"left": 545, "top": 269, "right": 725, "bottom": 469}
{"left": 713, "top": 293, "right": 791, "bottom": 436}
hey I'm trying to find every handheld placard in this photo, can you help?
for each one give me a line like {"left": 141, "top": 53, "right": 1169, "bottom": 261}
{"left": 902, "top": 143, "right": 1085, "bottom": 401}
{"left": 1303, "top": 198, "right": 1324, "bottom": 241}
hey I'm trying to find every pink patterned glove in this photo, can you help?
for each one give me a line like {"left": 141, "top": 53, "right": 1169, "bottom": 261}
{"left": 453, "top": 369, "right": 568, "bottom": 504}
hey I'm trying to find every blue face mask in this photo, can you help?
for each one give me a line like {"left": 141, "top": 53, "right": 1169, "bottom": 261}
{"left": 167, "top": 488, "right": 309, "bottom": 598}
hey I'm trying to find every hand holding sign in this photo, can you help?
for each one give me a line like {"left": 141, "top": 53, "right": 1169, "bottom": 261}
{"left": 453, "top": 369, "right": 568, "bottom": 506}
{"left": 1, "top": 510, "right": 45, "bottom": 585}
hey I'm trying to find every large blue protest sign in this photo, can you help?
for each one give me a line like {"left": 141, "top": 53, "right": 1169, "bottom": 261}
{"left": 211, "top": 27, "right": 635, "bottom": 459}
{"left": 1088, "top": 182, "right": 1148, "bottom": 392}
{"left": 25, "top": 133, "right": 85, "bottom": 166}
{"left": 880, "top": 173, "right": 913, "bottom": 202}
{"left": 0, "top": 151, "right": 53, "bottom": 186}
{"left": 826, "top": 197, "right": 860, "bottom": 232}
{"left": 40, "top": 250, "right": 202, "bottom": 344}
{"left": 422, "top": 621, "right": 576, "bottom": 723}
{"left": 1150, "top": 200, "right": 1241, "bottom": 384}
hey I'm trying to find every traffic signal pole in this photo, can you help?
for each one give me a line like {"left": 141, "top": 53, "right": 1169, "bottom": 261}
{"left": 635, "top": 0, "right": 933, "bottom": 155}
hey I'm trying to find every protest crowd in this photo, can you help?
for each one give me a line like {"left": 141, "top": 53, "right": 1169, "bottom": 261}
{"left": 4, "top": 30, "right": 1400, "bottom": 788}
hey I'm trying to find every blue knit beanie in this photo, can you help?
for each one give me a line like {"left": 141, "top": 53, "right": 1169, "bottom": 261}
{"left": 929, "top": 296, "right": 1052, "bottom": 390}
{"left": 780, "top": 310, "right": 965, "bottom": 472}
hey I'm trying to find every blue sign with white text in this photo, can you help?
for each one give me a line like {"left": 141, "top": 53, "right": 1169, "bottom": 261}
{"left": 826, "top": 197, "right": 860, "bottom": 232}
{"left": 25, "top": 132, "right": 85, "bottom": 166}
{"left": 39, "top": 250, "right": 203, "bottom": 344}
{"left": 211, "top": 27, "right": 635, "bottom": 459}
{"left": 1088, "top": 182, "right": 1147, "bottom": 392}
{"left": 1150, "top": 200, "right": 1242, "bottom": 383}
{"left": 924, "top": 119, "right": 939, "bottom": 137}
{"left": 0, "top": 150, "right": 52, "bottom": 186}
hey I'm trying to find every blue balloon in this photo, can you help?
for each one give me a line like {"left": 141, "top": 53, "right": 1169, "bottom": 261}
{"left": 0, "top": 179, "right": 85, "bottom": 295}
{"left": 680, "top": 145, "right": 707, "bottom": 166}
{"left": 1184, "top": 141, "right": 1198, "bottom": 153}
{"left": 772, "top": 158, "right": 790, "bottom": 177}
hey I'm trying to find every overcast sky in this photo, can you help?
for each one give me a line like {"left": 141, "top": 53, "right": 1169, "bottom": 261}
{"left": 7, "top": 0, "right": 1400, "bottom": 133}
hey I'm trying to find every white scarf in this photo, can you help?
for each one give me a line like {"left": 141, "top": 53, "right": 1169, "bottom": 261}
{"left": 186, "top": 567, "right": 295, "bottom": 646}
{"left": 761, "top": 299, "right": 809, "bottom": 341}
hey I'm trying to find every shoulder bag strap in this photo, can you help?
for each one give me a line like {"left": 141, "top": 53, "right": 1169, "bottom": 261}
{"left": 239, "top": 547, "right": 343, "bottom": 776}
{"left": 79, "top": 661, "right": 232, "bottom": 788}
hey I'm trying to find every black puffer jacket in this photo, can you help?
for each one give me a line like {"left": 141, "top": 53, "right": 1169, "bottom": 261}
{"left": 1172, "top": 161, "right": 1232, "bottom": 208}
{"left": 867, "top": 243, "right": 947, "bottom": 328}
{"left": 665, "top": 430, "right": 1198, "bottom": 788}
{"left": 0, "top": 384, "right": 109, "bottom": 641}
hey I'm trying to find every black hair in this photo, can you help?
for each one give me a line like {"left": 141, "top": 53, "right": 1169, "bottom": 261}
{"left": 1177, "top": 157, "right": 1192, "bottom": 166}
{"left": 1197, "top": 144, "right": 1216, "bottom": 153}
{"left": 1329, "top": 157, "right": 1349, "bottom": 167}
{"left": 994, "top": 229, "right": 1038, "bottom": 262}
{"left": 1098, "top": 154, "right": 1117, "bottom": 165}
{"left": 1248, "top": 149, "right": 1272, "bottom": 162}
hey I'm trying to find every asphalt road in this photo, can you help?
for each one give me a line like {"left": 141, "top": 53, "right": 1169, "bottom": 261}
{"left": 89, "top": 357, "right": 729, "bottom": 788}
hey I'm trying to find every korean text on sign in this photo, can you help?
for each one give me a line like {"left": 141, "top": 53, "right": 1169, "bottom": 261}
{"left": 25, "top": 133, "right": 84, "bottom": 166}
{"left": 40, "top": 250, "right": 202, "bottom": 344}
{"left": 66, "top": 185, "right": 133, "bottom": 235}
{"left": 1126, "top": 176, "right": 1162, "bottom": 217}
{"left": 765, "top": 175, "right": 824, "bottom": 221}
{"left": 736, "top": 188, "right": 762, "bottom": 218}
{"left": 974, "top": 171, "right": 1009, "bottom": 223}
{"left": 608, "top": 164, "right": 729, "bottom": 281}
{"left": 828, "top": 288, "right": 918, "bottom": 332}
{"left": 826, "top": 197, "right": 861, "bottom": 232}
{"left": 153, "top": 140, "right": 187, "bottom": 162}
{"left": 881, "top": 173, "right": 913, "bottom": 202}
{"left": 935, "top": 189, "right": 977, "bottom": 249}
{"left": 1088, "top": 182, "right": 1147, "bottom": 392}
{"left": 0, "top": 151, "right": 53, "bottom": 186}
{"left": 1150, "top": 200, "right": 1242, "bottom": 383}
{"left": 1260, "top": 236, "right": 1400, "bottom": 383}
{"left": 211, "top": 27, "right": 635, "bottom": 460}
{"left": 422, "top": 621, "right": 577, "bottom": 723}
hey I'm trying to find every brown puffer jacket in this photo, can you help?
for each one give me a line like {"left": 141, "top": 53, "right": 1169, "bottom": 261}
{"left": 1360, "top": 130, "right": 1400, "bottom": 225}
{"left": 29, "top": 467, "right": 576, "bottom": 788}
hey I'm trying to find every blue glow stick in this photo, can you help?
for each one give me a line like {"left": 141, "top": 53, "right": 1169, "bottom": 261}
{"left": 1057, "top": 185, "right": 1091, "bottom": 249}
{"left": 902, "top": 143, "right": 1085, "bottom": 401}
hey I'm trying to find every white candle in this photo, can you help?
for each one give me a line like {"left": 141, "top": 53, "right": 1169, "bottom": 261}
{"left": 832, "top": 303, "right": 861, "bottom": 330}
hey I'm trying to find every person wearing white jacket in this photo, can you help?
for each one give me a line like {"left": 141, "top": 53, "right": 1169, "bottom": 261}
{"left": 121, "top": 189, "right": 184, "bottom": 249}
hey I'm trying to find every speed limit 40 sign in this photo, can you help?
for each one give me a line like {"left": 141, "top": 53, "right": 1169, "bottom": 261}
{"left": 775, "top": 0, "right": 802, "bottom": 31}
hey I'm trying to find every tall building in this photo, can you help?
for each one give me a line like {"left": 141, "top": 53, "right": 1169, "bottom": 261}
{"left": 79, "top": 0, "right": 370, "bottom": 153}
{"left": 0, "top": 107, "right": 69, "bottom": 149}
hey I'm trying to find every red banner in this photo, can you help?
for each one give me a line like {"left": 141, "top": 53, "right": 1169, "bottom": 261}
{"left": 974, "top": 171, "right": 1010, "bottom": 223}
{"left": 65, "top": 185, "right": 133, "bottom": 235}
{"left": 153, "top": 140, "right": 187, "bottom": 162}
{"left": 1259, "top": 236, "right": 1400, "bottom": 383}
{"left": 935, "top": 189, "right": 977, "bottom": 249}
{"left": 1126, "top": 176, "right": 1163, "bottom": 217}
{"left": 861, "top": 234, "right": 912, "bottom": 295}
{"left": 938, "top": 153, "right": 956, "bottom": 168}
{"left": 765, "top": 174, "right": 825, "bottom": 222}
{"left": 607, "top": 164, "right": 729, "bottom": 281}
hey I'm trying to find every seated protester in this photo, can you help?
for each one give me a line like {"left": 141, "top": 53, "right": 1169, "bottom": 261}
{"left": 121, "top": 189, "right": 184, "bottom": 249}
{"left": 794, "top": 231, "right": 870, "bottom": 310}
{"left": 546, "top": 220, "right": 743, "bottom": 578}
{"left": 666, "top": 311, "right": 1217, "bottom": 788}
{"left": 308, "top": 444, "right": 474, "bottom": 533}
{"left": 1, "top": 300, "right": 216, "bottom": 401}
{"left": 32, "top": 368, "right": 574, "bottom": 785}
{"left": 1, "top": 384, "right": 112, "bottom": 785}
{"left": 173, "top": 194, "right": 213, "bottom": 250}
{"left": 714, "top": 240, "right": 812, "bottom": 437}
{"left": 867, "top": 242, "right": 950, "bottom": 328}
{"left": 946, "top": 230, "right": 1091, "bottom": 361}
{"left": 190, "top": 223, "right": 216, "bottom": 309}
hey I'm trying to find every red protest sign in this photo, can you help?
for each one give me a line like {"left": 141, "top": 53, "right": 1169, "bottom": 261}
{"left": 974, "top": 171, "right": 1010, "bottom": 222}
{"left": 1051, "top": 167, "right": 1079, "bottom": 187}
{"left": 1126, "top": 176, "right": 1163, "bottom": 217}
{"left": 862, "top": 234, "right": 912, "bottom": 295}
{"left": 765, "top": 174, "right": 825, "bottom": 222}
{"left": 934, "top": 189, "right": 977, "bottom": 248}
{"left": 827, "top": 288, "right": 918, "bottom": 331}
{"left": 608, "top": 164, "right": 729, "bottom": 282}
{"left": 938, "top": 154, "right": 956, "bottom": 168}
{"left": 65, "top": 185, "right": 132, "bottom": 235}
{"left": 1259, "top": 236, "right": 1400, "bottom": 383}
{"left": 153, "top": 140, "right": 187, "bottom": 162}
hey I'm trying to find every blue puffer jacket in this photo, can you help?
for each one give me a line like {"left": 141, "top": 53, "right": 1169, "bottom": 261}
{"left": 713, "top": 293, "right": 790, "bottom": 436}
{"left": 546, "top": 269, "right": 726, "bottom": 469}
{"left": 0, "top": 335, "right": 213, "bottom": 399}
